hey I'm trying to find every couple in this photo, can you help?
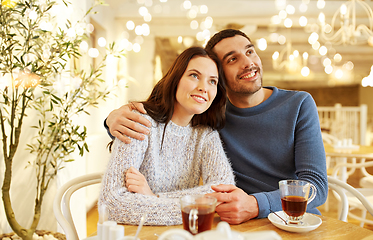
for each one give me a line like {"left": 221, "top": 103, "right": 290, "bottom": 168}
{"left": 100, "top": 29, "right": 328, "bottom": 225}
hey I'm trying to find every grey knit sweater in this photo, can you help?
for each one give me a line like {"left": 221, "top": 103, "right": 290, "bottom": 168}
{"left": 99, "top": 114, "right": 235, "bottom": 226}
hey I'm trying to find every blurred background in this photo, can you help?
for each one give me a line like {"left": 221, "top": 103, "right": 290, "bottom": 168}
{"left": 2, "top": 0, "right": 373, "bottom": 238}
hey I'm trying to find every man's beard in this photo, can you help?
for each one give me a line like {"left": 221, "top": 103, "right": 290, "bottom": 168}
{"left": 227, "top": 77, "right": 263, "bottom": 95}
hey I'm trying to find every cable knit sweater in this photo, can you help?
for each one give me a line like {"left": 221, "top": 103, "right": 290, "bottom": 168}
{"left": 99, "top": 114, "right": 235, "bottom": 226}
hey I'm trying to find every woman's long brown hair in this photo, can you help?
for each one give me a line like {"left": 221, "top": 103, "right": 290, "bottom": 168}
{"left": 109, "top": 46, "right": 226, "bottom": 151}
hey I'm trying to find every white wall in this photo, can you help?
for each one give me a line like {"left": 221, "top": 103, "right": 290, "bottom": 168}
{"left": 57, "top": 1, "right": 129, "bottom": 238}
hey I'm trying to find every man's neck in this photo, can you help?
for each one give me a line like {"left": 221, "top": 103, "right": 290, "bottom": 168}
{"left": 228, "top": 88, "right": 273, "bottom": 108}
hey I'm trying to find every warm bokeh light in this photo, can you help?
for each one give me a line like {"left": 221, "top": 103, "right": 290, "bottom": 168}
{"left": 2, "top": 0, "right": 18, "bottom": 8}
{"left": 299, "top": 16, "right": 307, "bottom": 27}
{"left": 284, "top": 18, "right": 293, "bottom": 28}
{"left": 14, "top": 72, "right": 40, "bottom": 88}
{"left": 79, "top": 41, "right": 89, "bottom": 52}
{"left": 317, "top": 0, "right": 325, "bottom": 9}
{"left": 334, "top": 53, "right": 342, "bottom": 62}
{"left": 133, "top": 43, "right": 141, "bottom": 52}
{"left": 278, "top": 35, "right": 286, "bottom": 45}
{"left": 257, "top": 38, "right": 267, "bottom": 51}
{"left": 301, "top": 66, "right": 310, "bottom": 77}
{"left": 308, "top": 32, "right": 319, "bottom": 44}
{"left": 335, "top": 69, "right": 344, "bottom": 79}
{"left": 272, "top": 51, "right": 280, "bottom": 60}
{"left": 200, "top": 5, "right": 208, "bottom": 14}
{"left": 286, "top": 5, "right": 295, "bottom": 15}
{"left": 319, "top": 46, "right": 327, "bottom": 55}
{"left": 139, "top": 6, "right": 148, "bottom": 16}
{"left": 323, "top": 58, "right": 331, "bottom": 67}
{"left": 183, "top": 0, "right": 191, "bottom": 10}
{"left": 98, "top": 37, "right": 106, "bottom": 47}
{"left": 299, "top": 3, "right": 308, "bottom": 12}
{"left": 279, "top": 10, "right": 287, "bottom": 19}
{"left": 126, "top": 21, "right": 135, "bottom": 30}
{"left": 190, "top": 20, "right": 198, "bottom": 29}
{"left": 88, "top": 48, "right": 99, "bottom": 58}
{"left": 325, "top": 65, "right": 333, "bottom": 74}
{"left": 361, "top": 66, "right": 373, "bottom": 87}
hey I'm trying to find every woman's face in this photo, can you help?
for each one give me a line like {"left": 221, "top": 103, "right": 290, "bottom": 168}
{"left": 172, "top": 56, "right": 219, "bottom": 126}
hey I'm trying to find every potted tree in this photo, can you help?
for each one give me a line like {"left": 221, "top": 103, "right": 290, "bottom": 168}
{"left": 0, "top": 0, "right": 121, "bottom": 239}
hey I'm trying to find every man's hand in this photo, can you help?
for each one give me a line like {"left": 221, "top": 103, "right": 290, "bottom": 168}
{"left": 106, "top": 102, "right": 151, "bottom": 144}
{"left": 125, "top": 167, "right": 155, "bottom": 196}
{"left": 206, "top": 184, "right": 259, "bottom": 224}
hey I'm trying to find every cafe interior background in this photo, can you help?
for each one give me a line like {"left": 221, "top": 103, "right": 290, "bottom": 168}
{"left": 1, "top": 0, "right": 373, "bottom": 238}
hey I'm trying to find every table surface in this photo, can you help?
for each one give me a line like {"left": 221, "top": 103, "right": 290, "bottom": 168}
{"left": 90, "top": 215, "right": 373, "bottom": 240}
{"left": 324, "top": 144, "right": 373, "bottom": 158}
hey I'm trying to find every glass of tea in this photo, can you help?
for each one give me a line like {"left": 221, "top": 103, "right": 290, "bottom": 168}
{"left": 180, "top": 195, "right": 217, "bottom": 235}
{"left": 279, "top": 179, "right": 317, "bottom": 225}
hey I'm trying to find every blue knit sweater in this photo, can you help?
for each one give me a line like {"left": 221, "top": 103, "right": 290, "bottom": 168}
{"left": 220, "top": 86, "right": 328, "bottom": 218}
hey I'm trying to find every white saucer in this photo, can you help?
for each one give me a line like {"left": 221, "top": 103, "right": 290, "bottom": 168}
{"left": 268, "top": 211, "right": 322, "bottom": 233}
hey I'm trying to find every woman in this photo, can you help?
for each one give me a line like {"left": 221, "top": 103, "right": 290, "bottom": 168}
{"left": 99, "top": 47, "right": 235, "bottom": 226}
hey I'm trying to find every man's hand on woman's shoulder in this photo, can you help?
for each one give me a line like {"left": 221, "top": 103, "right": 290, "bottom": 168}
{"left": 106, "top": 102, "right": 151, "bottom": 143}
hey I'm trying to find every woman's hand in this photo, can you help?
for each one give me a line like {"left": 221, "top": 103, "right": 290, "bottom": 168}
{"left": 125, "top": 166, "right": 156, "bottom": 196}
{"left": 206, "top": 184, "right": 259, "bottom": 224}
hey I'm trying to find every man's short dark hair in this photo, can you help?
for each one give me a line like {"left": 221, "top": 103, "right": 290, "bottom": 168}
{"left": 205, "top": 29, "right": 252, "bottom": 54}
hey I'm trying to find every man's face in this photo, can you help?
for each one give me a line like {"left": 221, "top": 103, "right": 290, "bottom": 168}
{"left": 212, "top": 35, "right": 263, "bottom": 96}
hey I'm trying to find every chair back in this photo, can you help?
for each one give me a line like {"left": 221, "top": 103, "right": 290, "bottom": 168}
{"left": 317, "top": 103, "right": 368, "bottom": 145}
{"left": 328, "top": 176, "right": 373, "bottom": 221}
{"left": 53, "top": 173, "right": 103, "bottom": 240}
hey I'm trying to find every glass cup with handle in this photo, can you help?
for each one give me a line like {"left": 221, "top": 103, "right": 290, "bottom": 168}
{"left": 180, "top": 195, "right": 217, "bottom": 235}
{"left": 279, "top": 179, "right": 317, "bottom": 225}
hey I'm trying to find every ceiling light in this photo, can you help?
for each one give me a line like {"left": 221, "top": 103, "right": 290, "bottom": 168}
{"left": 318, "top": 0, "right": 373, "bottom": 45}
{"left": 272, "top": 42, "right": 306, "bottom": 73}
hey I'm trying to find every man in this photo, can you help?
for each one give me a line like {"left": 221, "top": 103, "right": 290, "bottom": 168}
{"left": 104, "top": 29, "right": 328, "bottom": 224}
